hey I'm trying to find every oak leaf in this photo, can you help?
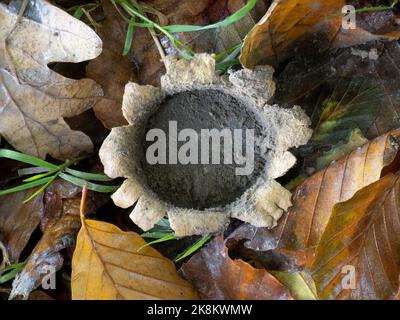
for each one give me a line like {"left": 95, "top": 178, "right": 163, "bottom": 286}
{"left": 71, "top": 214, "right": 199, "bottom": 300}
{"left": 0, "top": 0, "right": 102, "bottom": 160}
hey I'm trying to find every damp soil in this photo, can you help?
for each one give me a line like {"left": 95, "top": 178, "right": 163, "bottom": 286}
{"left": 141, "top": 89, "right": 267, "bottom": 210}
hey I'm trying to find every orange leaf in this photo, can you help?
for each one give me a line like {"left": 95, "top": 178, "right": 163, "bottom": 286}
{"left": 71, "top": 216, "right": 199, "bottom": 300}
{"left": 240, "top": 0, "right": 344, "bottom": 68}
{"left": 240, "top": 0, "right": 400, "bottom": 69}
{"left": 180, "top": 236, "right": 292, "bottom": 300}
{"left": 311, "top": 173, "right": 400, "bottom": 299}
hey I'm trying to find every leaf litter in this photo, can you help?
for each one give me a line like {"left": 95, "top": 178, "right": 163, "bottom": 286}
{"left": 2, "top": 0, "right": 400, "bottom": 301}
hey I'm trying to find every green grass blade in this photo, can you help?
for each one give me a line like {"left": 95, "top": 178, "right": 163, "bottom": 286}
{"left": 123, "top": 17, "right": 135, "bottom": 55}
{"left": 174, "top": 234, "right": 211, "bottom": 262}
{"left": 73, "top": 7, "right": 83, "bottom": 19}
{"left": 23, "top": 169, "right": 58, "bottom": 182}
{"left": 141, "top": 231, "right": 173, "bottom": 239}
{"left": 216, "top": 58, "right": 240, "bottom": 73}
{"left": 0, "top": 177, "right": 53, "bottom": 197}
{"left": 65, "top": 168, "right": 113, "bottom": 182}
{"left": 137, "top": 233, "right": 179, "bottom": 252}
{"left": 141, "top": 218, "right": 173, "bottom": 238}
{"left": 163, "top": 0, "right": 257, "bottom": 33}
{"left": 0, "top": 260, "right": 28, "bottom": 284}
{"left": 0, "top": 149, "right": 59, "bottom": 170}
{"left": 59, "top": 173, "right": 119, "bottom": 193}
{"left": 23, "top": 175, "right": 57, "bottom": 203}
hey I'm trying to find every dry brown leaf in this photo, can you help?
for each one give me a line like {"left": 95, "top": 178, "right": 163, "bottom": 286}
{"left": 232, "top": 129, "right": 400, "bottom": 267}
{"left": 240, "top": 0, "right": 400, "bottom": 68}
{"left": 87, "top": 0, "right": 134, "bottom": 129}
{"left": 8, "top": 182, "right": 95, "bottom": 300}
{"left": 6, "top": 180, "right": 104, "bottom": 300}
{"left": 180, "top": 236, "right": 292, "bottom": 300}
{"left": 71, "top": 208, "right": 199, "bottom": 300}
{"left": 0, "top": 190, "right": 44, "bottom": 264}
{"left": 0, "top": 0, "right": 102, "bottom": 160}
{"left": 311, "top": 173, "right": 400, "bottom": 299}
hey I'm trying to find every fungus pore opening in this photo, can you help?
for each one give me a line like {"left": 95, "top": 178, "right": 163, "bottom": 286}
{"left": 141, "top": 89, "right": 267, "bottom": 210}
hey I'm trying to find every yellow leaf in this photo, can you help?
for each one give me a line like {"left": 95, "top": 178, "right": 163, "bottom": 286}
{"left": 71, "top": 189, "right": 199, "bottom": 300}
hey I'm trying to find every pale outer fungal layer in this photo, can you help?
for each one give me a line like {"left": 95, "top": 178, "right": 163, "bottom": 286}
{"left": 99, "top": 54, "right": 313, "bottom": 236}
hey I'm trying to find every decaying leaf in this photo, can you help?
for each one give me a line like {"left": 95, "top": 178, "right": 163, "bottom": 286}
{"left": 8, "top": 181, "right": 89, "bottom": 300}
{"left": 180, "top": 236, "right": 292, "bottom": 300}
{"left": 71, "top": 212, "right": 199, "bottom": 300}
{"left": 231, "top": 129, "right": 400, "bottom": 267}
{"left": 240, "top": 0, "right": 344, "bottom": 68}
{"left": 0, "top": 0, "right": 103, "bottom": 160}
{"left": 311, "top": 173, "right": 400, "bottom": 299}
{"left": 9, "top": 205, "right": 81, "bottom": 300}
{"left": 271, "top": 270, "right": 317, "bottom": 300}
{"left": 87, "top": 0, "right": 134, "bottom": 129}
{"left": 0, "top": 190, "right": 44, "bottom": 264}
{"left": 240, "top": 0, "right": 400, "bottom": 68}
{"left": 275, "top": 42, "right": 400, "bottom": 163}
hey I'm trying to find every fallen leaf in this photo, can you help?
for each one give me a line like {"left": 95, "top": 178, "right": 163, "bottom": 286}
{"left": 311, "top": 172, "right": 400, "bottom": 299}
{"left": 271, "top": 270, "right": 317, "bottom": 300}
{"left": 275, "top": 42, "right": 400, "bottom": 169}
{"left": 240, "top": 0, "right": 344, "bottom": 68}
{"left": 71, "top": 206, "right": 199, "bottom": 299}
{"left": 0, "top": 0, "right": 102, "bottom": 160}
{"left": 180, "top": 236, "right": 292, "bottom": 300}
{"left": 8, "top": 182, "right": 94, "bottom": 300}
{"left": 9, "top": 203, "right": 80, "bottom": 300}
{"left": 0, "top": 190, "right": 44, "bottom": 264}
{"left": 6, "top": 179, "right": 104, "bottom": 300}
{"left": 240, "top": 0, "right": 400, "bottom": 68}
{"left": 231, "top": 129, "right": 400, "bottom": 267}
{"left": 87, "top": 0, "right": 134, "bottom": 129}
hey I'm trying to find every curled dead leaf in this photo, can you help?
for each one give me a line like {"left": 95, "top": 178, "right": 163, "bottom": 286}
{"left": 180, "top": 236, "right": 292, "bottom": 300}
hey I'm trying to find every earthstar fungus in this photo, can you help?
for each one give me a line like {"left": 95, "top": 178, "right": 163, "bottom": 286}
{"left": 99, "top": 54, "right": 312, "bottom": 236}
